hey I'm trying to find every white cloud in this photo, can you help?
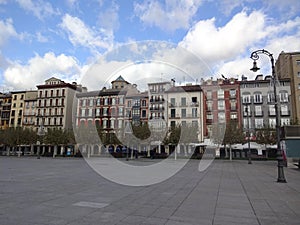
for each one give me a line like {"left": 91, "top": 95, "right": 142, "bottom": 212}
{"left": 36, "top": 32, "right": 48, "bottom": 43}
{"left": 134, "top": 0, "right": 202, "bottom": 32}
{"left": 3, "top": 52, "right": 83, "bottom": 90}
{"left": 16, "top": 0, "right": 59, "bottom": 20}
{"left": 59, "top": 14, "right": 114, "bottom": 54}
{"left": 179, "top": 10, "right": 300, "bottom": 79}
{"left": 97, "top": 2, "right": 119, "bottom": 32}
{"left": 179, "top": 11, "right": 267, "bottom": 63}
{"left": 0, "top": 18, "right": 17, "bottom": 47}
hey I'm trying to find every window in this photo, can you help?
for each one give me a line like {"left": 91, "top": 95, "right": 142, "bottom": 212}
{"left": 191, "top": 97, "right": 197, "bottom": 104}
{"left": 112, "top": 98, "right": 116, "bottom": 105}
{"left": 181, "top": 109, "right": 186, "bottom": 118}
{"left": 192, "top": 121, "right": 198, "bottom": 127}
{"left": 192, "top": 108, "right": 197, "bottom": 117}
{"left": 89, "top": 99, "right": 93, "bottom": 106}
{"left": 230, "top": 100, "right": 236, "bottom": 110}
{"left": 217, "top": 89, "right": 224, "bottom": 99}
{"left": 142, "top": 110, "right": 146, "bottom": 118}
{"left": 50, "top": 90, "right": 53, "bottom": 97}
{"left": 230, "top": 112, "right": 237, "bottom": 120}
{"left": 171, "top": 109, "right": 176, "bottom": 118}
{"left": 104, "top": 98, "right": 108, "bottom": 105}
{"left": 218, "top": 100, "right": 225, "bottom": 110}
{"left": 119, "top": 97, "right": 124, "bottom": 104}
{"left": 207, "top": 101, "right": 212, "bottom": 111}
{"left": 181, "top": 97, "right": 186, "bottom": 106}
{"left": 281, "top": 118, "right": 290, "bottom": 126}
{"left": 207, "top": 113, "right": 213, "bottom": 120}
{"left": 127, "top": 100, "right": 131, "bottom": 107}
{"left": 81, "top": 99, "right": 86, "bottom": 107}
{"left": 170, "top": 121, "right": 176, "bottom": 128}
{"left": 297, "top": 60, "right": 300, "bottom": 66}
{"left": 242, "top": 93, "right": 251, "bottom": 103}
{"left": 229, "top": 89, "right": 236, "bottom": 98}
{"left": 269, "top": 118, "right": 276, "bottom": 128}
{"left": 298, "top": 72, "right": 300, "bottom": 77}
{"left": 243, "top": 118, "right": 251, "bottom": 129}
{"left": 298, "top": 83, "right": 300, "bottom": 89}
{"left": 218, "top": 112, "right": 225, "bottom": 123}
{"left": 142, "top": 100, "right": 147, "bottom": 107}
{"left": 62, "top": 89, "right": 65, "bottom": 96}
{"left": 81, "top": 109, "right": 86, "bottom": 116}
{"left": 118, "top": 107, "right": 123, "bottom": 116}
{"left": 88, "top": 109, "right": 93, "bottom": 117}
{"left": 255, "top": 105, "right": 262, "bottom": 116}
{"left": 56, "top": 90, "right": 59, "bottom": 96}
{"left": 255, "top": 119, "right": 264, "bottom": 128}
{"left": 118, "top": 120, "right": 123, "bottom": 129}
{"left": 170, "top": 98, "right": 175, "bottom": 107}
{"left": 253, "top": 92, "right": 262, "bottom": 103}
{"left": 181, "top": 121, "right": 187, "bottom": 127}
{"left": 279, "top": 91, "right": 288, "bottom": 103}
{"left": 269, "top": 105, "right": 276, "bottom": 115}
{"left": 244, "top": 106, "right": 251, "bottom": 116}
{"left": 206, "top": 90, "right": 212, "bottom": 99}
{"left": 281, "top": 105, "right": 289, "bottom": 115}
{"left": 267, "top": 92, "right": 275, "bottom": 103}
{"left": 132, "top": 109, "right": 140, "bottom": 116}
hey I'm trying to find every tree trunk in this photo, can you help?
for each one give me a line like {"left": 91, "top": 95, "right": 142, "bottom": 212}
{"left": 229, "top": 145, "right": 232, "bottom": 161}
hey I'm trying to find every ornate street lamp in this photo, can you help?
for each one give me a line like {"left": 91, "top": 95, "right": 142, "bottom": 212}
{"left": 250, "top": 49, "right": 287, "bottom": 183}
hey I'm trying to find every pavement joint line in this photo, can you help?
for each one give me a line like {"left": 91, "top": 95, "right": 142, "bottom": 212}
{"left": 163, "top": 162, "right": 211, "bottom": 225}
{"left": 212, "top": 160, "right": 224, "bottom": 225}
{"left": 233, "top": 162, "right": 262, "bottom": 225}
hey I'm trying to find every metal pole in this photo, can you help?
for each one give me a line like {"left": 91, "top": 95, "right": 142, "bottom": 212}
{"left": 271, "top": 57, "right": 287, "bottom": 183}
{"left": 250, "top": 49, "right": 286, "bottom": 182}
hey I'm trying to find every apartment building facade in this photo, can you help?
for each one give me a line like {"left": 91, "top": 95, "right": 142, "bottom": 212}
{"left": 240, "top": 75, "right": 292, "bottom": 133}
{"left": 201, "top": 78, "right": 242, "bottom": 138}
{"left": 148, "top": 81, "right": 172, "bottom": 130}
{"left": 76, "top": 76, "right": 134, "bottom": 131}
{"left": 23, "top": 91, "right": 38, "bottom": 130}
{"left": 166, "top": 85, "right": 204, "bottom": 142}
{"left": 0, "top": 93, "right": 12, "bottom": 129}
{"left": 276, "top": 51, "right": 300, "bottom": 124}
{"left": 36, "top": 77, "right": 84, "bottom": 131}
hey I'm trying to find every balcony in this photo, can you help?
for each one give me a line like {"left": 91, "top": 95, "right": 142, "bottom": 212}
{"left": 254, "top": 111, "right": 263, "bottom": 117}
{"left": 280, "top": 110, "right": 290, "bottom": 116}
{"left": 268, "top": 111, "right": 276, "bottom": 116}
{"left": 190, "top": 102, "right": 199, "bottom": 107}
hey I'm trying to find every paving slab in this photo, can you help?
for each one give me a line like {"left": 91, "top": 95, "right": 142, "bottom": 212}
{"left": 0, "top": 157, "right": 300, "bottom": 225}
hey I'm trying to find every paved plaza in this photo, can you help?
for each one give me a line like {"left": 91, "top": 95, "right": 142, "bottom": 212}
{"left": 0, "top": 157, "right": 300, "bottom": 225}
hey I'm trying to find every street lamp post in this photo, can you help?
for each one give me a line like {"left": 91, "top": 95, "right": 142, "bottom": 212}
{"left": 250, "top": 49, "right": 287, "bottom": 183}
{"left": 245, "top": 105, "right": 252, "bottom": 164}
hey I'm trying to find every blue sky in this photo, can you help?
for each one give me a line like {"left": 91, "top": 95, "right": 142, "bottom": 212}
{"left": 0, "top": 0, "right": 300, "bottom": 91}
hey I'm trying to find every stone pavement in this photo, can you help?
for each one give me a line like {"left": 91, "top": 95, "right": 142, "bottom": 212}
{"left": 0, "top": 157, "right": 300, "bottom": 225}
